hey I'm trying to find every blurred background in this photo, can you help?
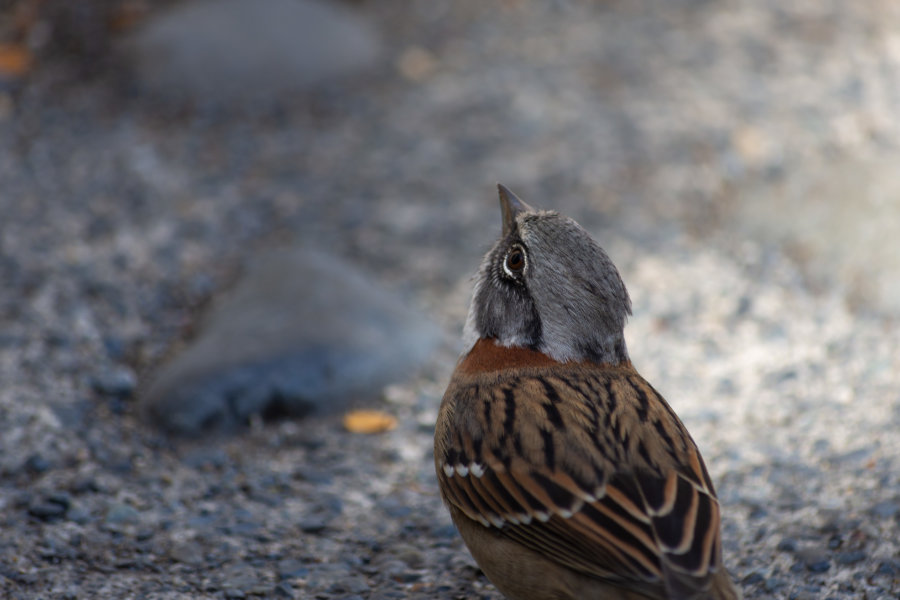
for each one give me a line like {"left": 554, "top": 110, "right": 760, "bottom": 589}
{"left": 2, "top": 0, "right": 900, "bottom": 598}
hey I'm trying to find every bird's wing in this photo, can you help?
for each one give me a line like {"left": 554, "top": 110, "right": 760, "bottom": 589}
{"left": 436, "top": 365, "right": 724, "bottom": 598}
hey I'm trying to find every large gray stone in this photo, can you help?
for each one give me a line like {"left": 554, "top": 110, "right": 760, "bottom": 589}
{"left": 141, "top": 248, "right": 442, "bottom": 434}
{"left": 126, "top": 0, "right": 382, "bottom": 109}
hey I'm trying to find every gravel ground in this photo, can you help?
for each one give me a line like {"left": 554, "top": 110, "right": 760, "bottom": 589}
{"left": 2, "top": 1, "right": 900, "bottom": 598}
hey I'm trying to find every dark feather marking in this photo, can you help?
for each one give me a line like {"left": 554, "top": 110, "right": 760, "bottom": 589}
{"left": 531, "top": 471, "right": 577, "bottom": 512}
{"left": 630, "top": 377, "right": 651, "bottom": 423}
{"left": 652, "top": 418, "right": 679, "bottom": 460}
{"left": 635, "top": 470, "right": 666, "bottom": 514}
{"left": 592, "top": 463, "right": 608, "bottom": 491}
{"left": 540, "top": 428, "right": 556, "bottom": 471}
{"left": 502, "top": 386, "right": 517, "bottom": 436}
{"left": 637, "top": 440, "right": 654, "bottom": 470}
{"left": 539, "top": 379, "right": 565, "bottom": 429}
{"left": 603, "top": 379, "right": 618, "bottom": 422}
{"left": 665, "top": 493, "right": 714, "bottom": 574}
{"left": 653, "top": 476, "right": 695, "bottom": 550}
{"left": 445, "top": 447, "right": 459, "bottom": 469}
{"left": 509, "top": 474, "right": 550, "bottom": 514}
{"left": 482, "top": 396, "right": 493, "bottom": 431}
{"left": 472, "top": 436, "right": 484, "bottom": 465}
{"left": 580, "top": 502, "right": 658, "bottom": 579}
{"left": 483, "top": 469, "right": 527, "bottom": 516}
{"left": 513, "top": 433, "right": 524, "bottom": 457}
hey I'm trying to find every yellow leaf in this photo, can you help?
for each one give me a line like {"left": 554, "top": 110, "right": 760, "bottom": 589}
{"left": 342, "top": 410, "right": 397, "bottom": 434}
{"left": 0, "top": 44, "right": 32, "bottom": 78}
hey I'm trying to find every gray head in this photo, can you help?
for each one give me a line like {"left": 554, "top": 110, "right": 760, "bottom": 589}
{"left": 462, "top": 185, "right": 632, "bottom": 365}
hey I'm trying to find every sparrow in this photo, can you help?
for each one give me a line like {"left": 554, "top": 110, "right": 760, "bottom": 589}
{"left": 434, "top": 185, "right": 741, "bottom": 600}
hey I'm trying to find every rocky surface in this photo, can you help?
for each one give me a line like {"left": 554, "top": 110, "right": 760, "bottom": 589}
{"left": 2, "top": 1, "right": 900, "bottom": 598}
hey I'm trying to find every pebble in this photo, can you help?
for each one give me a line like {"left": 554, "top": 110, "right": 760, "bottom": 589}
{"left": 777, "top": 538, "right": 798, "bottom": 552}
{"left": 105, "top": 503, "right": 140, "bottom": 525}
{"left": 90, "top": 367, "right": 137, "bottom": 397}
{"left": 835, "top": 551, "right": 866, "bottom": 566}
{"left": 28, "top": 495, "right": 70, "bottom": 520}
{"left": 797, "top": 549, "right": 832, "bottom": 573}
{"left": 274, "top": 582, "right": 296, "bottom": 598}
{"left": 277, "top": 559, "right": 309, "bottom": 579}
{"left": 24, "top": 454, "right": 51, "bottom": 474}
{"left": 168, "top": 541, "right": 205, "bottom": 566}
{"left": 876, "top": 559, "right": 900, "bottom": 576}
{"left": 330, "top": 575, "right": 369, "bottom": 594}
{"left": 869, "top": 500, "right": 900, "bottom": 520}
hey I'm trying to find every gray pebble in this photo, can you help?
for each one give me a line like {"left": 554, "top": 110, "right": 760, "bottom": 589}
{"left": 777, "top": 538, "right": 798, "bottom": 552}
{"left": 28, "top": 496, "right": 69, "bottom": 520}
{"left": 24, "top": 454, "right": 51, "bottom": 474}
{"left": 741, "top": 572, "right": 764, "bottom": 586}
{"left": 835, "top": 551, "right": 866, "bottom": 566}
{"left": 105, "top": 503, "right": 140, "bottom": 525}
{"left": 168, "top": 540, "right": 205, "bottom": 566}
{"left": 798, "top": 550, "right": 831, "bottom": 573}
{"left": 91, "top": 367, "right": 137, "bottom": 397}
{"left": 298, "top": 517, "right": 329, "bottom": 534}
{"left": 876, "top": 559, "right": 900, "bottom": 576}
{"left": 277, "top": 559, "right": 309, "bottom": 579}
{"left": 330, "top": 575, "right": 369, "bottom": 594}
{"left": 869, "top": 500, "right": 900, "bottom": 520}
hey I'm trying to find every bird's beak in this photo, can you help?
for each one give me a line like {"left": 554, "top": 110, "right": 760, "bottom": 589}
{"left": 498, "top": 184, "right": 533, "bottom": 237}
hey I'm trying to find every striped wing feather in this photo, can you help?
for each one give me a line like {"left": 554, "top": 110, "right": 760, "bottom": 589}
{"left": 437, "top": 365, "right": 724, "bottom": 599}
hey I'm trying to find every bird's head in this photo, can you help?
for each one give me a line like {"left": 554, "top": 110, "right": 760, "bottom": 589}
{"left": 463, "top": 185, "right": 632, "bottom": 365}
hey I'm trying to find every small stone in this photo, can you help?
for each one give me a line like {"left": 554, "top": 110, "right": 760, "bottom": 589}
{"left": 105, "top": 503, "right": 140, "bottom": 525}
{"left": 869, "top": 500, "right": 900, "bottom": 519}
{"left": 835, "top": 551, "right": 866, "bottom": 565}
{"left": 776, "top": 538, "right": 797, "bottom": 552}
{"left": 277, "top": 559, "right": 309, "bottom": 579}
{"left": 330, "top": 575, "right": 368, "bottom": 594}
{"left": 169, "top": 540, "right": 205, "bottom": 566}
{"left": 390, "top": 570, "right": 421, "bottom": 583}
{"left": 91, "top": 366, "right": 137, "bottom": 397}
{"left": 274, "top": 582, "right": 295, "bottom": 598}
{"left": 28, "top": 495, "right": 70, "bottom": 520}
{"left": 24, "top": 454, "right": 51, "bottom": 474}
{"left": 298, "top": 517, "right": 329, "bottom": 534}
{"left": 876, "top": 559, "right": 900, "bottom": 576}
{"left": 46, "top": 493, "right": 71, "bottom": 510}
{"left": 67, "top": 506, "right": 91, "bottom": 525}
{"left": 431, "top": 523, "right": 458, "bottom": 539}
{"left": 797, "top": 549, "right": 831, "bottom": 573}
{"left": 741, "top": 572, "right": 764, "bottom": 586}
{"left": 183, "top": 448, "right": 229, "bottom": 470}
{"left": 396, "top": 547, "right": 425, "bottom": 570}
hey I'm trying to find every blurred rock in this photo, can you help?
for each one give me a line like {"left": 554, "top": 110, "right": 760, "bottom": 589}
{"left": 90, "top": 366, "right": 137, "bottom": 398}
{"left": 141, "top": 247, "right": 442, "bottom": 434}
{"left": 735, "top": 154, "right": 900, "bottom": 314}
{"left": 126, "top": 0, "right": 382, "bottom": 110}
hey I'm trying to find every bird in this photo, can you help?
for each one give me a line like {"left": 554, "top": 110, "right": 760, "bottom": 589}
{"left": 434, "top": 185, "right": 741, "bottom": 600}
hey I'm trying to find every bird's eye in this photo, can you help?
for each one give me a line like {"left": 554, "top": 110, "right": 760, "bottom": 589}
{"left": 503, "top": 244, "right": 527, "bottom": 277}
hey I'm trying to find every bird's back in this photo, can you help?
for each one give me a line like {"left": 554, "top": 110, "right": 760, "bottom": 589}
{"left": 435, "top": 338, "right": 741, "bottom": 600}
